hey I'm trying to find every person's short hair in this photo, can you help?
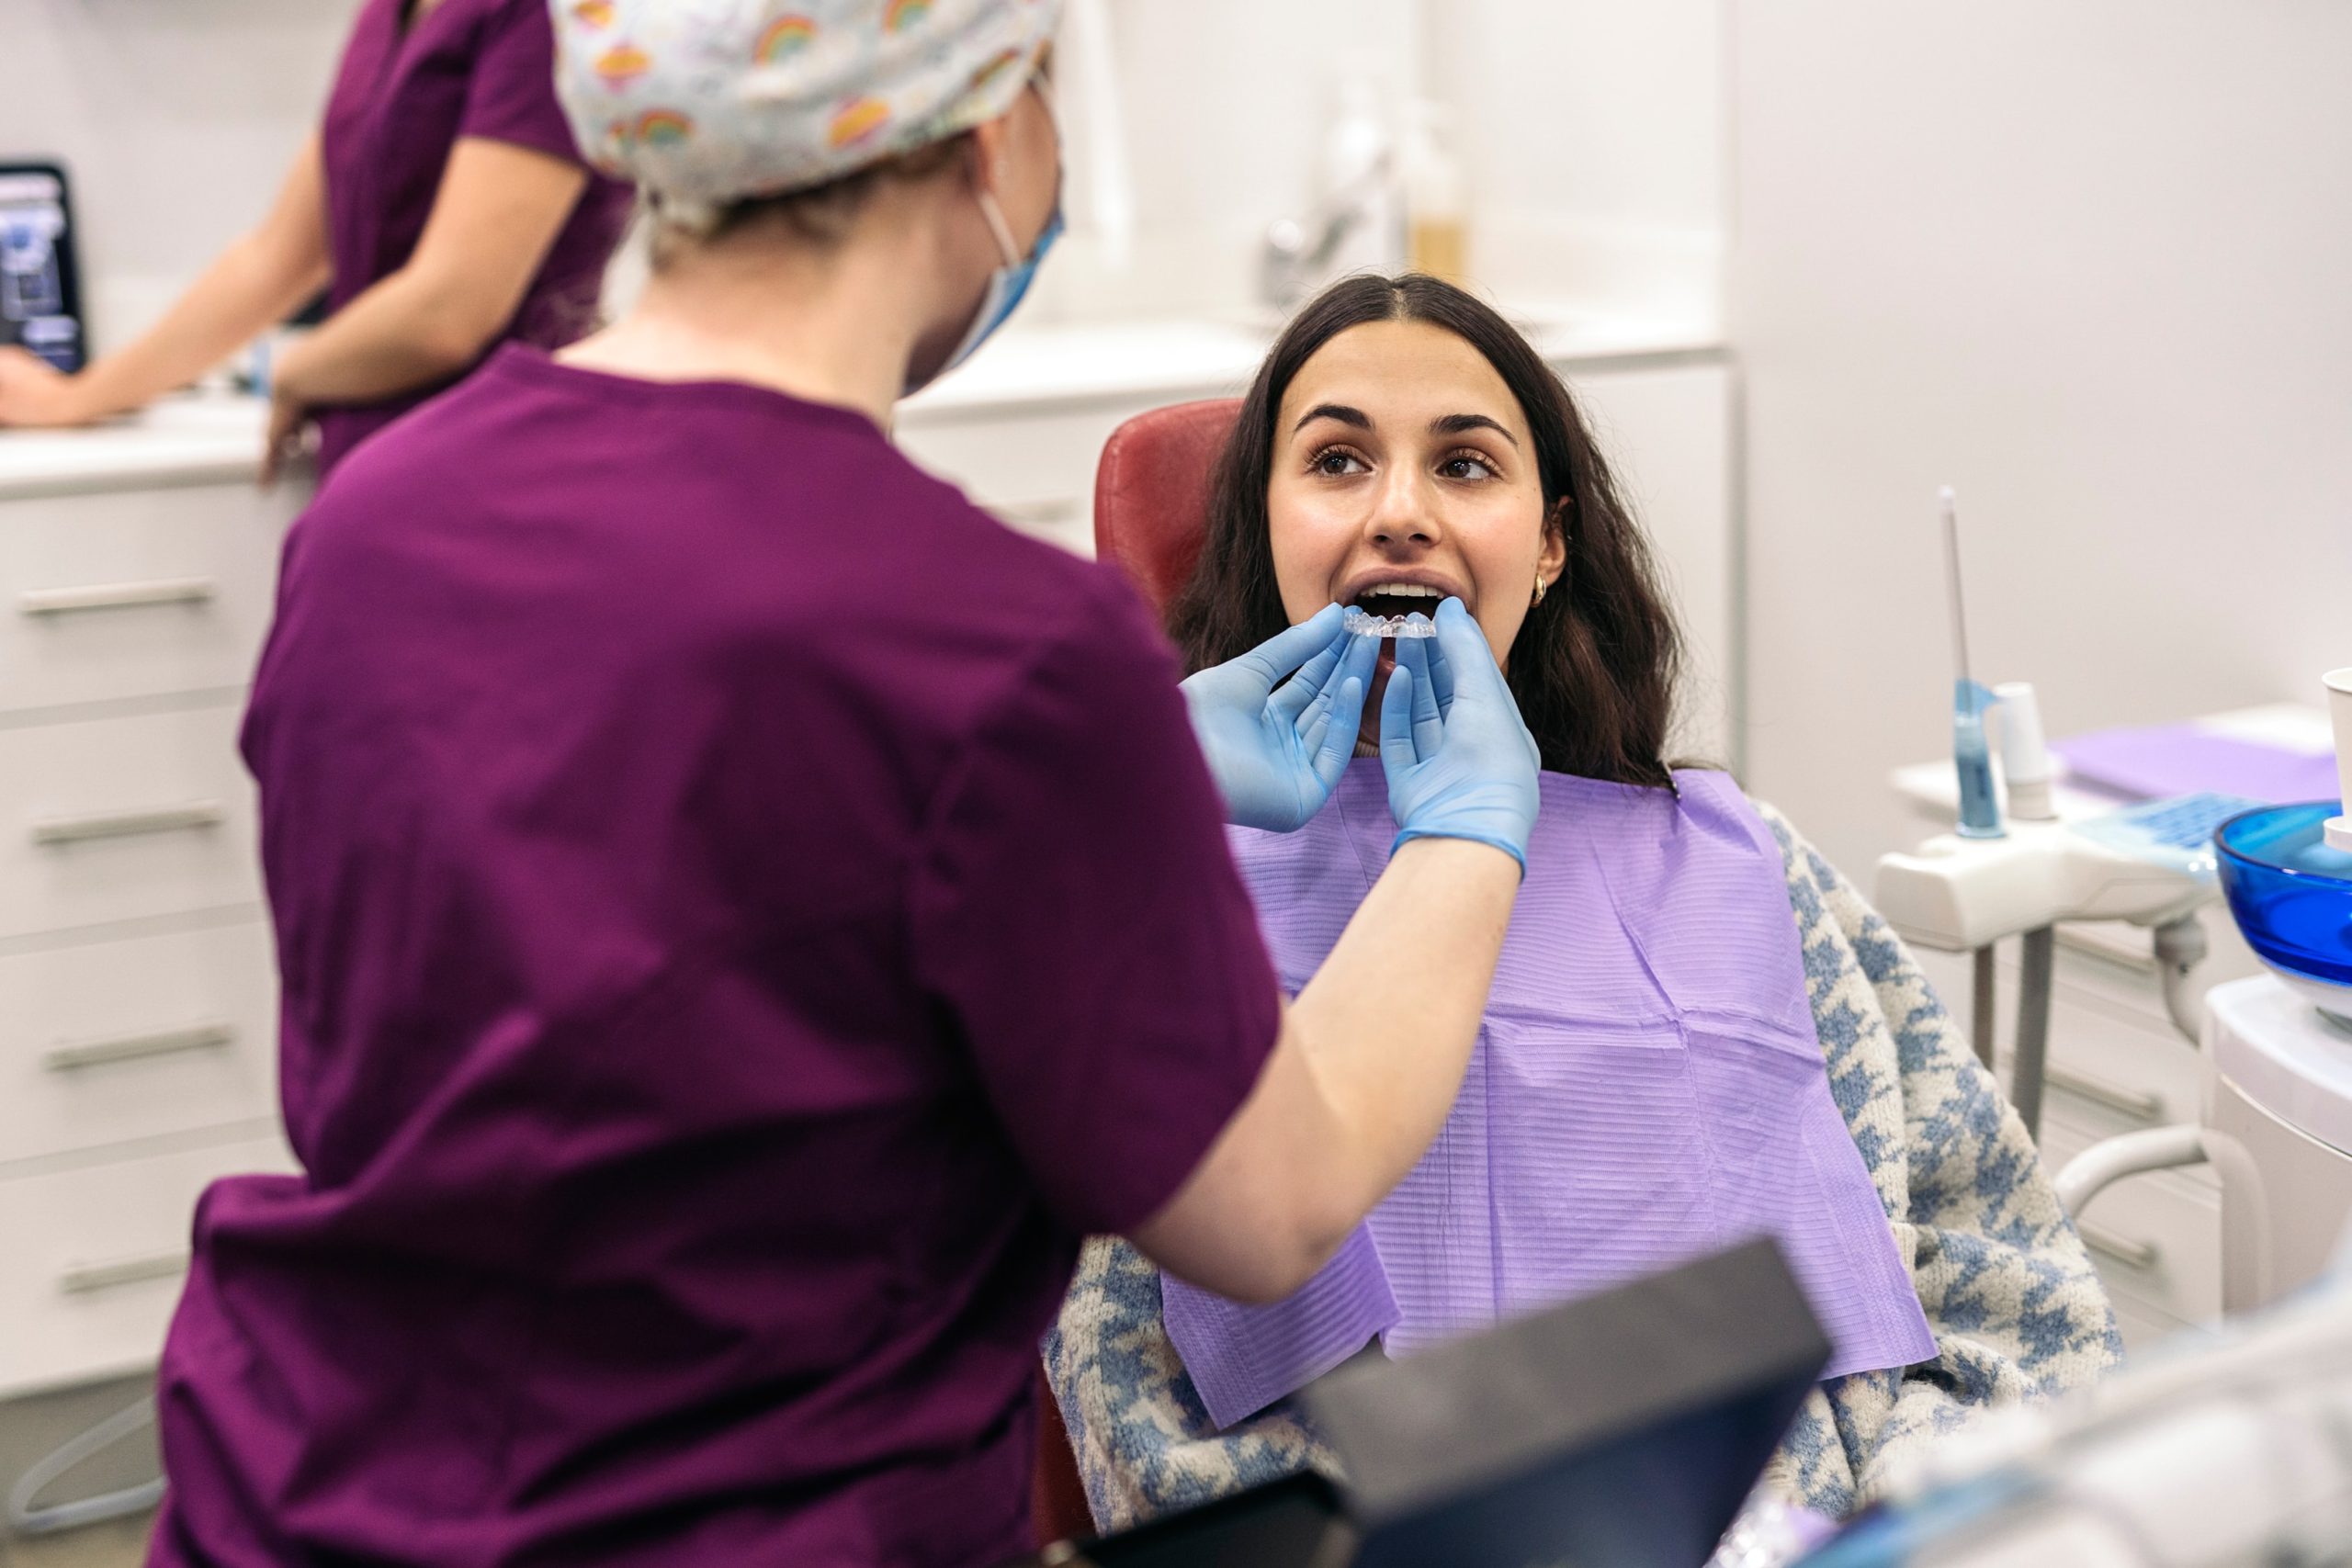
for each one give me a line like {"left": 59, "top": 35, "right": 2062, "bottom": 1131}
{"left": 650, "top": 135, "right": 969, "bottom": 264}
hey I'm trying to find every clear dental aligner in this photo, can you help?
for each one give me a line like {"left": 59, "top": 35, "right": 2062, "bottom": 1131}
{"left": 1342, "top": 606, "right": 1440, "bottom": 638}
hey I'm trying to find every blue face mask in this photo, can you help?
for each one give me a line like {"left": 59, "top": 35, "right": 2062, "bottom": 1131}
{"left": 931, "top": 191, "right": 1062, "bottom": 383}
{"left": 908, "top": 77, "right": 1063, "bottom": 395}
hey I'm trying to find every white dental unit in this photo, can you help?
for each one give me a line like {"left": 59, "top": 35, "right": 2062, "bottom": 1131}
{"left": 1831, "top": 682, "right": 2352, "bottom": 1566}
{"left": 1877, "top": 669, "right": 2352, "bottom": 1337}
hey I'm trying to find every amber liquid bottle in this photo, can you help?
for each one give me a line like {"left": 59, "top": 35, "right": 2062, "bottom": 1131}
{"left": 1404, "top": 101, "right": 1468, "bottom": 285}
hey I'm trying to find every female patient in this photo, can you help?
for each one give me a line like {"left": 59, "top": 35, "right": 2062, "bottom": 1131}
{"left": 1047, "top": 275, "right": 2120, "bottom": 1527}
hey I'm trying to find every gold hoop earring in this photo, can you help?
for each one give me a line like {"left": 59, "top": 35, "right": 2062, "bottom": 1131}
{"left": 1532, "top": 573, "right": 1548, "bottom": 607}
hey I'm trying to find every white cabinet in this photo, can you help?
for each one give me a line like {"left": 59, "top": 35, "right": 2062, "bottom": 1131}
{"left": 0, "top": 400, "right": 300, "bottom": 1403}
{"left": 0, "top": 920, "right": 279, "bottom": 1168}
{"left": 0, "top": 483, "right": 288, "bottom": 714}
{"left": 0, "top": 1133, "right": 294, "bottom": 1397}
{"left": 0, "top": 705, "right": 264, "bottom": 942}
{"left": 1564, "top": 359, "right": 1736, "bottom": 764}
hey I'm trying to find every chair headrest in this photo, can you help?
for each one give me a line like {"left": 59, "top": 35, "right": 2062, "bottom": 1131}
{"left": 1091, "top": 398, "right": 1242, "bottom": 615}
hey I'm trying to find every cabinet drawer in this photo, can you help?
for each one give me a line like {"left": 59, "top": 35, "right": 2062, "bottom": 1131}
{"left": 0, "top": 484, "right": 295, "bottom": 714}
{"left": 0, "top": 921, "right": 278, "bottom": 1166}
{"left": 2110, "top": 1293, "right": 2198, "bottom": 1359}
{"left": 0, "top": 1132, "right": 295, "bottom": 1397}
{"left": 1914, "top": 943, "right": 2204, "bottom": 1134}
{"left": 0, "top": 704, "right": 260, "bottom": 941}
{"left": 2034, "top": 971, "right": 2203, "bottom": 1129}
{"left": 2047, "top": 1107, "right": 2224, "bottom": 1325}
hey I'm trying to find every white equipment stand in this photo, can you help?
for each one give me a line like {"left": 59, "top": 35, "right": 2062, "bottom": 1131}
{"left": 1875, "top": 813, "right": 2213, "bottom": 1139}
{"left": 2059, "top": 976, "right": 2352, "bottom": 1315}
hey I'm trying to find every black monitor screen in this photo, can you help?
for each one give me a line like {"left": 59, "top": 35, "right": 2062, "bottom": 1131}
{"left": 0, "top": 164, "right": 85, "bottom": 374}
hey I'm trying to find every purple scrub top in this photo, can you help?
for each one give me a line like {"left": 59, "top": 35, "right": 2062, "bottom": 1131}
{"left": 1163, "top": 764, "right": 1939, "bottom": 1431}
{"left": 146, "top": 349, "right": 1279, "bottom": 1568}
{"left": 311, "top": 0, "right": 632, "bottom": 475}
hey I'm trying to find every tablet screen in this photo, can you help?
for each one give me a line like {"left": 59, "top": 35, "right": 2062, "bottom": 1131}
{"left": 0, "top": 164, "right": 86, "bottom": 374}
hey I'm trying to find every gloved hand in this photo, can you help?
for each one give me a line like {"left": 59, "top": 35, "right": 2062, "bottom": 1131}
{"left": 1379, "top": 599, "right": 1542, "bottom": 873}
{"left": 1180, "top": 603, "right": 1379, "bottom": 832}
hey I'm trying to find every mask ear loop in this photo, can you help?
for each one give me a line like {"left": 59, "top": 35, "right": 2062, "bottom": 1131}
{"left": 973, "top": 186, "right": 1023, "bottom": 269}
{"left": 973, "top": 73, "right": 1058, "bottom": 269}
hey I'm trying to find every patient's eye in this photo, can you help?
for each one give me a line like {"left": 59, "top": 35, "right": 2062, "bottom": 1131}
{"left": 1309, "top": 446, "right": 1369, "bottom": 478}
{"left": 1439, "top": 451, "right": 1498, "bottom": 481}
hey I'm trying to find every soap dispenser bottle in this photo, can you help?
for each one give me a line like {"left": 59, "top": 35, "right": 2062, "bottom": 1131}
{"left": 1404, "top": 100, "right": 1467, "bottom": 283}
{"left": 1318, "top": 67, "right": 1405, "bottom": 280}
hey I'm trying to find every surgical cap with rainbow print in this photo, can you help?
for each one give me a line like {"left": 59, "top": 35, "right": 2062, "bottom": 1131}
{"left": 551, "top": 0, "right": 1062, "bottom": 206}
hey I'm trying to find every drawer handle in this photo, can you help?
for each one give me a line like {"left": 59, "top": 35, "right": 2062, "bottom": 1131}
{"left": 31, "top": 800, "right": 225, "bottom": 846}
{"left": 2081, "top": 1222, "right": 2161, "bottom": 1273}
{"left": 2046, "top": 1064, "right": 2165, "bottom": 1122}
{"left": 19, "top": 577, "right": 218, "bottom": 617}
{"left": 43, "top": 1021, "right": 234, "bottom": 1073}
{"left": 57, "top": 1250, "right": 189, "bottom": 1296}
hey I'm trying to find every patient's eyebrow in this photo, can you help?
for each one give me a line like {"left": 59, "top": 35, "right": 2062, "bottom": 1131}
{"left": 1293, "top": 403, "right": 1371, "bottom": 434}
{"left": 1431, "top": 412, "right": 1519, "bottom": 446}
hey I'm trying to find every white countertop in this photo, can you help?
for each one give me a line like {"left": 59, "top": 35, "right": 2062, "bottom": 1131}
{"left": 899, "top": 306, "right": 1724, "bottom": 420}
{"left": 1892, "top": 704, "right": 2339, "bottom": 820}
{"left": 0, "top": 309, "right": 1724, "bottom": 498}
{"left": 0, "top": 393, "right": 273, "bottom": 500}
{"left": 1890, "top": 702, "right": 2335, "bottom": 971}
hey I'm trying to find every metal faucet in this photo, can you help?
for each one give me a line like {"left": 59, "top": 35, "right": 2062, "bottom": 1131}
{"left": 1259, "top": 153, "right": 1395, "bottom": 312}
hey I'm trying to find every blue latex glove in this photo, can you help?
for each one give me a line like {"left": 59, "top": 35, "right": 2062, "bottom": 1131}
{"left": 1181, "top": 603, "right": 1380, "bottom": 831}
{"left": 1379, "top": 599, "right": 1542, "bottom": 872}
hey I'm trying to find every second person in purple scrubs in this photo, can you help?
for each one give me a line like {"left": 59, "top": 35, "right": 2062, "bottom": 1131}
{"left": 0, "top": 0, "right": 631, "bottom": 479}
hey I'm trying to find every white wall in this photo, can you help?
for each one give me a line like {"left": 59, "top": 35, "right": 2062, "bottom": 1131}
{"left": 1037, "top": 0, "right": 1418, "bottom": 320}
{"left": 1042, "top": 0, "right": 1725, "bottom": 326}
{"left": 1, "top": 0, "right": 360, "bottom": 344}
{"left": 4, "top": 0, "right": 1724, "bottom": 334}
{"left": 1732, "top": 2, "right": 2352, "bottom": 874}
{"left": 1422, "top": 0, "right": 1723, "bottom": 321}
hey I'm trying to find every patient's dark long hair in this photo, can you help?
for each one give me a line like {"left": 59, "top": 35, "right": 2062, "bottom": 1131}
{"left": 1165, "top": 274, "right": 1683, "bottom": 787}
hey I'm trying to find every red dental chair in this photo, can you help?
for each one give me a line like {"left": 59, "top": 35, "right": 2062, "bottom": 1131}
{"left": 1087, "top": 397, "right": 1242, "bottom": 615}
{"left": 1028, "top": 397, "right": 1245, "bottom": 1549}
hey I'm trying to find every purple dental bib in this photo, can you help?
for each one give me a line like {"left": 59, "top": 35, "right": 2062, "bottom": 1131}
{"left": 1163, "top": 762, "right": 1937, "bottom": 1431}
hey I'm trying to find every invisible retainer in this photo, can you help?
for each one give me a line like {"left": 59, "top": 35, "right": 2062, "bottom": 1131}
{"left": 1343, "top": 606, "right": 1439, "bottom": 639}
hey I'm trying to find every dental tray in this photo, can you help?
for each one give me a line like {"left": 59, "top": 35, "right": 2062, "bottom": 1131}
{"left": 2069, "top": 791, "right": 2267, "bottom": 879}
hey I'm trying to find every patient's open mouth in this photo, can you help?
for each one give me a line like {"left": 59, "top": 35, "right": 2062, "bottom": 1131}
{"left": 1348, "top": 581, "right": 1447, "bottom": 622}
{"left": 1343, "top": 581, "right": 1453, "bottom": 686}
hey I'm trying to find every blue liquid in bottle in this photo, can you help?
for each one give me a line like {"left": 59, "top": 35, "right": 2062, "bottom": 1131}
{"left": 1953, "top": 705, "right": 2003, "bottom": 839}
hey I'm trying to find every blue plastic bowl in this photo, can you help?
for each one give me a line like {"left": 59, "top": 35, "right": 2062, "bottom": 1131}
{"left": 2216, "top": 801, "right": 2352, "bottom": 989}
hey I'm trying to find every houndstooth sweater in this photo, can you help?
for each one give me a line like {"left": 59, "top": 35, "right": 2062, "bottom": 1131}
{"left": 1043, "top": 802, "right": 2123, "bottom": 1530}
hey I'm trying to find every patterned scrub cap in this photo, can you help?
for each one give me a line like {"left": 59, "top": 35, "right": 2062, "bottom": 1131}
{"left": 550, "top": 0, "right": 1061, "bottom": 205}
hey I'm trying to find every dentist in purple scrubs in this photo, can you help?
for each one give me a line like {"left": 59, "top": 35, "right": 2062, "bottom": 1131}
{"left": 146, "top": 4, "right": 1543, "bottom": 1564}
{"left": 0, "top": 0, "right": 630, "bottom": 480}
